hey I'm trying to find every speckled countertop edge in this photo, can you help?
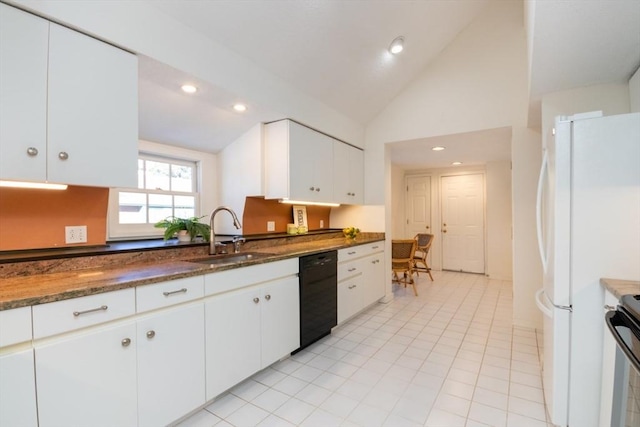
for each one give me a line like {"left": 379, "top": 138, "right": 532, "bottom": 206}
{"left": 601, "top": 278, "right": 640, "bottom": 300}
{"left": 0, "top": 236, "right": 384, "bottom": 311}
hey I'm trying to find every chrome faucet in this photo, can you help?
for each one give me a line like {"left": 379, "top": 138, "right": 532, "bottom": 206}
{"left": 209, "top": 206, "right": 242, "bottom": 255}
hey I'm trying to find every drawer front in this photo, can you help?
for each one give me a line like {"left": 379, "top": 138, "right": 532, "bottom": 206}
{"left": 362, "top": 241, "right": 384, "bottom": 256}
{"left": 32, "top": 288, "right": 135, "bottom": 339}
{"left": 205, "top": 258, "right": 298, "bottom": 296}
{"left": 0, "top": 306, "right": 32, "bottom": 347}
{"left": 338, "top": 259, "right": 362, "bottom": 282}
{"left": 338, "top": 246, "right": 363, "bottom": 262}
{"left": 136, "top": 275, "right": 204, "bottom": 313}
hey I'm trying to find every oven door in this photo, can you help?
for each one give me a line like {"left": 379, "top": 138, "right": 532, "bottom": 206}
{"left": 606, "top": 309, "right": 640, "bottom": 427}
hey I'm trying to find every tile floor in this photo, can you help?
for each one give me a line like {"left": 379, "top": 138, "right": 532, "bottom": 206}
{"left": 176, "top": 271, "right": 553, "bottom": 427}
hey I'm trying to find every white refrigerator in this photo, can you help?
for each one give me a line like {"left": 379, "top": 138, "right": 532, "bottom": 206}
{"left": 535, "top": 111, "right": 640, "bottom": 427}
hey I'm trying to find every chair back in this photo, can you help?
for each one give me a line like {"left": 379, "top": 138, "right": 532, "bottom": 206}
{"left": 415, "top": 233, "right": 434, "bottom": 252}
{"left": 392, "top": 239, "right": 416, "bottom": 261}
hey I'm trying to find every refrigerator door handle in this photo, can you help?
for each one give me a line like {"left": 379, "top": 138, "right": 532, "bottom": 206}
{"left": 535, "top": 288, "right": 553, "bottom": 318}
{"left": 536, "top": 150, "right": 549, "bottom": 273}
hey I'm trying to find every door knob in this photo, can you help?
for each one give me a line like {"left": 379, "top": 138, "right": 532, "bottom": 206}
{"left": 442, "top": 230, "right": 447, "bottom": 233}
{"left": 426, "top": 226, "right": 430, "bottom": 229}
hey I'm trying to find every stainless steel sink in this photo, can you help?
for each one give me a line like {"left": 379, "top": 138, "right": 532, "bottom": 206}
{"left": 187, "top": 252, "right": 274, "bottom": 266}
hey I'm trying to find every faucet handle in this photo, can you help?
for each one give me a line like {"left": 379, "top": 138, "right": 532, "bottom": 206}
{"left": 232, "top": 236, "right": 245, "bottom": 253}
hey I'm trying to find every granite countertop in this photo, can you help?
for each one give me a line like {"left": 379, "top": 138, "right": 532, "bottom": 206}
{"left": 0, "top": 235, "right": 384, "bottom": 311}
{"left": 601, "top": 278, "right": 640, "bottom": 300}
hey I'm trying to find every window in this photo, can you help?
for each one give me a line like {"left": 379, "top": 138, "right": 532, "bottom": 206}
{"left": 108, "top": 153, "right": 200, "bottom": 239}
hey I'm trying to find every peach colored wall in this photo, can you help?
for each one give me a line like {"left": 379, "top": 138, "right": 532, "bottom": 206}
{"left": 0, "top": 186, "right": 109, "bottom": 251}
{"left": 242, "top": 197, "right": 331, "bottom": 234}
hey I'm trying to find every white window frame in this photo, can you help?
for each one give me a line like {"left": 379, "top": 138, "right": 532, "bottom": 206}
{"left": 108, "top": 145, "right": 209, "bottom": 240}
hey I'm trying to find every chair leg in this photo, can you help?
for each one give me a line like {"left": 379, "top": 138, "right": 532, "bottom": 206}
{"left": 425, "top": 261, "right": 434, "bottom": 281}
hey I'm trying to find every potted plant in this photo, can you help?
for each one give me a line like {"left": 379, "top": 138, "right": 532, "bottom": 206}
{"left": 154, "top": 216, "right": 211, "bottom": 242}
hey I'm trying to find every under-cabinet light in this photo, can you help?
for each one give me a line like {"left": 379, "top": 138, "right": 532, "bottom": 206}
{"left": 0, "top": 180, "right": 68, "bottom": 190}
{"left": 452, "top": 162, "right": 463, "bottom": 166}
{"left": 233, "top": 103, "right": 247, "bottom": 112}
{"left": 389, "top": 36, "right": 405, "bottom": 55}
{"left": 181, "top": 84, "right": 197, "bottom": 94}
{"left": 279, "top": 199, "right": 340, "bottom": 207}
{"left": 432, "top": 146, "right": 445, "bottom": 151}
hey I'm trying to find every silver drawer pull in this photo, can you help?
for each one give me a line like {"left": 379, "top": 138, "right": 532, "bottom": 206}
{"left": 163, "top": 288, "right": 187, "bottom": 297}
{"left": 372, "top": 246, "right": 379, "bottom": 249}
{"left": 265, "top": 294, "right": 271, "bottom": 301}
{"left": 27, "top": 147, "right": 39, "bottom": 156}
{"left": 348, "top": 268, "right": 357, "bottom": 272}
{"left": 347, "top": 251, "right": 356, "bottom": 255}
{"left": 121, "top": 338, "right": 131, "bottom": 347}
{"left": 253, "top": 297, "right": 260, "bottom": 303}
{"left": 146, "top": 330, "right": 156, "bottom": 339}
{"left": 73, "top": 305, "right": 108, "bottom": 317}
{"left": 58, "top": 151, "right": 69, "bottom": 160}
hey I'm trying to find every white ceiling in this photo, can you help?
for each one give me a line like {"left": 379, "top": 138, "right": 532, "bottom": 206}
{"left": 136, "top": 0, "right": 640, "bottom": 169}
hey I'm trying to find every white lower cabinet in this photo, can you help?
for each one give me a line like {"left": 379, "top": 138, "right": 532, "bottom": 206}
{"left": 261, "top": 276, "right": 300, "bottom": 367}
{"left": 362, "top": 252, "right": 385, "bottom": 307}
{"left": 137, "top": 303, "right": 205, "bottom": 427}
{"left": 337, "top": 273, "right": 363, "bottom": 324}
{"left": 0, "top": 348, "right": 38, "bottom": 427}
{"left": 35, "top": 322, "right": 138, "bottom": 427}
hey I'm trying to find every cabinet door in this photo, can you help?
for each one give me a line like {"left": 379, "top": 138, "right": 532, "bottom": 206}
{"left": 333, "top": 141, "right": 364, "bottom": 205}
{"left": 205, "top": 286, "right": 261, "bottom": 400}
{"left": 0, "top": 4, "right": 48, "bottom": 182}
{"left": 362, "top": 252, "right": 385, "bottom": 307}
{"left": 0, "top": 349, "right": 38, "bottom": 427}
{"left": 338, "top": 274, "right": 363, "bottom": 324}
{"left": 137, "top": 303, "right": 205, "bottom": 427}
{"left": 35, "top": 322, "right": 137, "bottom": 427}
{"left": 289, "top": 122, "right": 333, "bottom": 202}
{"left": 261, "top": 276, "right": 300, "bottom": 367}
{"left": 47, "top": 23, "right": 137, "bottom": 188}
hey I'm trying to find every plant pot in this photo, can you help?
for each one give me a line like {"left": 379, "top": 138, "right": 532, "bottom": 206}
{"left": 177, "top": 230, "right": 191, "bottom": 242}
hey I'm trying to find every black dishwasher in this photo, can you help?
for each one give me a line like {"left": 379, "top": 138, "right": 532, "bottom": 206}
{"left": 296, "top": 251, "right": 338, "bottom": 352}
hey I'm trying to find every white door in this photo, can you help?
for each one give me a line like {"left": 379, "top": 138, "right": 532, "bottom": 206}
{"left": 441, "top": 174, "right": 485, "bottom": 273}
{"left": 0, "top": 349, "right": 38, "bottom": 427}
{"left": 137, "top": 303, "right": 205, "bottom": 427}
{"left": 405, "top": 175, "right": 432, "bottom": 238}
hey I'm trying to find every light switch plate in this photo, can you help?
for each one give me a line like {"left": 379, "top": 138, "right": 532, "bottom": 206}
{"left": 320, "top": 220, "right": 324, "bottom": 228}
{"left": 267, "top": 221, "right": 275, "bottom": 232}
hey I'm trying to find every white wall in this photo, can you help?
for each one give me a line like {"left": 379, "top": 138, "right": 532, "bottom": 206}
{"left": 629, "top": 66, "right": 640, "bottom": 113}
{"left": 390, "top": 163, "right": 406, "bottom": 240}
{"left": 216, "top": 124, "right": 263, "bottom": 235}
{"left": 511, "top": 127, "right": 542, "bottom": 329}
{"left": 486, "top": 160, "right": 513, "bottom": 280}
{"left": 365, "top": 0, "right": 528, "bottom": 205}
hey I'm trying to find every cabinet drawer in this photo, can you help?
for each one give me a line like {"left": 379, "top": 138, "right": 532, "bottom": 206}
{"left": 32, "top": 288, "right": 135, "bottom": 339}
{"left": 364, "top": 241, "right": 384, "bottom": 254}
{"left": 0, "top": 306, "right": 32, "bottom": 347}
{"left": 338, "top": 259, "right": 362, "bottom": 282}
{"left": 205, "top": 258, "right": 298, "bottom": 296}
{"left": 338, "top": 246, "right": 364, "bottom": 262}
{"left": 136, "top": 275, "right": 204, "bottom": 313}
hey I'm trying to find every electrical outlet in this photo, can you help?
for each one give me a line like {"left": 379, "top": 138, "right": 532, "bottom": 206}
{"left": 320, "top": 220, "right": 324, "bottom": 228}
{"left": 267, "top": 221, "right": 275, "bottom": 232}
{"left": 65, "top": 225, "right": 87, "bottom": 244}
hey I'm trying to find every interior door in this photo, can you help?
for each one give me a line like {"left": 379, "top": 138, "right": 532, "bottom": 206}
{"left": 405, "top": 175, "right": 432, "bottom": 238}
{"left": 441, "top": 174, "right": 485, "bottom": 273}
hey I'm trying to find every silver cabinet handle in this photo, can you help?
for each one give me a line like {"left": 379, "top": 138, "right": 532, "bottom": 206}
{"left": 73, "top": 305, "right": 108, "bottom": 317}
{"left": 309, "top": 187, "right": 315, "bottom": 191}
{"left": 253, "top": 297, "right": 260, "bottom": 303}
{"left": 348, "top": 251, "right": 356, "bottom": 255}
{"left": 315, "top": 188, "right": 320, "bottom": 192}
{"left": 27, "top": 147, "right": 38, "bottom": 156}
{"left": 163, "top": 288, "right": 187, "bottom": 297}
{"left": 121, "top": 338, "right": 131, "bottom": 347}
{"left": 348, "top": 267, "right": 357, "bottom": 272}
{"left": 371, "top": 246, "right": 379, "bottom": 249}
{"left": 58, "top": 151, "right": 69, "bottom": 160}
{"left": 146, "top": 330, "right": 156, "bottom": 339}
{"left": 265, "top": 294, "right": 271, "bottom": 301}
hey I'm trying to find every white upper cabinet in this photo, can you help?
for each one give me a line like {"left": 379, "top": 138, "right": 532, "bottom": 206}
{"left": 0, "top": 3, "right": 138, "bottom": 188}
{"left": 0, "top": 4, "right": 48, "bottom": 182}
{"left": 265, "top": 120, "right": 334, "bottom": 203}
{"left": 333, "top": 140, "right": 364, "bottom": 205}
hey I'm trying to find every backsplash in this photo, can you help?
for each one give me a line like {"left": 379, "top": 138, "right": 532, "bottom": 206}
{"left": 0, "top": 186, "right": 108, "bottom": 251}
{"left": 242, "top": 196, "right": 331, "bottom": 234}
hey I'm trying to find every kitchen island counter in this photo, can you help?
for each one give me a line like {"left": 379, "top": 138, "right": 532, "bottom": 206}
{"left": 0, "top": 233, "right": 384, "bottom": 310}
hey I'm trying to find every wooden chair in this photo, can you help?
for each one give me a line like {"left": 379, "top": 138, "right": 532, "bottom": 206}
{"left": 391, "top": 239, "right": 418, "bottom": 296}
{"left": 412, "top": 233, "right": 434, "bottom": 281}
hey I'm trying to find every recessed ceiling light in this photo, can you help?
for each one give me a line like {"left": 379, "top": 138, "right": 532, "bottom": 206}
{"left": 432, "top": 146, "right": 445, "bottom": 151}
{"left": 233, "top": 103, "right": 247, "bottom": 112}
{"left": 389, "top": 36, "right": 405, "bottom": 55}
{"left": 452, "top": 161, "right": 463, "bottom": 166}
{"left": 181, "top": 84, "right": 197, "bottom": 94}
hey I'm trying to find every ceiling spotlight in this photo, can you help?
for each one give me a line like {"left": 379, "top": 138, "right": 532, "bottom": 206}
{"left": 181, "top": 84, "right": 197, "bottom": 94}
{"left": 452, "top": 161, "right": 463, "bottom": 166}
{"left": 389, "top": 36, "right": 405, "bottom": 55}
{"left": 233, "top": 103, "right": 247, "bottom": 112}
{"left": 432, "top": 146, "right": 445, "bottom": 151}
